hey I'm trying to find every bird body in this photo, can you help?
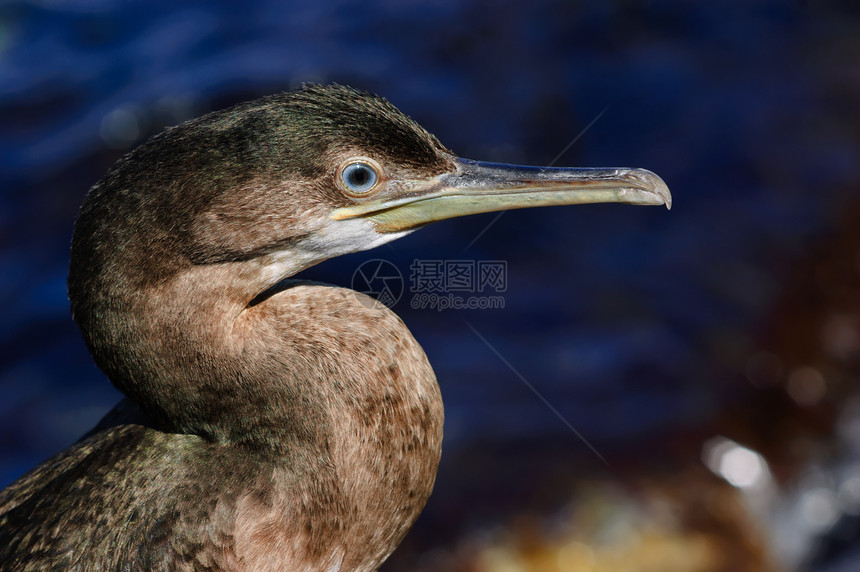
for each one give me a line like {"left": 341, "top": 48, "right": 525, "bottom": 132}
{"left": 1, "top": 281, "right": 442, "bottom": 570}
{"left": 0, "top": 85, "right": 669, "bottom": 570}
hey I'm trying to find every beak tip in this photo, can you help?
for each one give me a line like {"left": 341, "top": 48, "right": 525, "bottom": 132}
{"left": 631, "top": 168, "right": 672, "bottom": 211}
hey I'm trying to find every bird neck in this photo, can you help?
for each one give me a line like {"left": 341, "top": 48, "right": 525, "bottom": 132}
{"left": 79, "top": 259, "right": 403, "bottom": 421}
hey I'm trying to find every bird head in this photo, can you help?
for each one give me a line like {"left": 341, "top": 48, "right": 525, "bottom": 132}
{"left": 72, "top": 84, "right": 669, "bottom": 296}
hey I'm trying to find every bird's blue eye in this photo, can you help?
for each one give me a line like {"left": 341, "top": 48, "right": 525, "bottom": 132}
{"left": 341, "top": 162, "right": 379, "bottom": 194}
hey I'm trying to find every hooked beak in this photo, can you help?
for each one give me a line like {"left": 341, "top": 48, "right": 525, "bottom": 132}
{"left": 330, "top": 158, "right": 671, "bottom": 233}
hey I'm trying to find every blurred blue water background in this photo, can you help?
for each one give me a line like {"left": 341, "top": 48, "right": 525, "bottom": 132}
{"left": 1, "top": 1, "right": 859, "bottom": 569}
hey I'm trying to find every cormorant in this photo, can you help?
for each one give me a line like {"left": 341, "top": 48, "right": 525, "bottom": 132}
{"left": 0, "top": 84, "right": 670, "bottom": 571}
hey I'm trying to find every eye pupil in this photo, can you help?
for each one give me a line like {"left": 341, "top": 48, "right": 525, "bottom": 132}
{"left": 341, "top": 162, "right": 379, "bottom": 194}
{"left": 348, "top": 167, "right": 369, "bottom": 186}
